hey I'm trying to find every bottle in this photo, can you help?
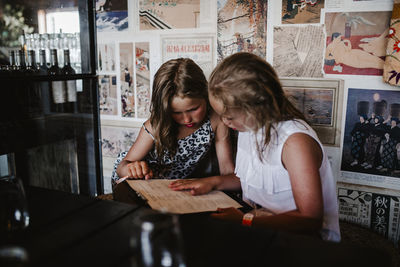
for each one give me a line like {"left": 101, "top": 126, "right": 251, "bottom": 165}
{"left": 15, "top": 50, "right": 26, "bottom": 73}
{"left": 25, "top": 50, "right": 38, "bottom": 75}
{"left": 33, "top": 33, "right": 40, "bottom": 65}
{"left": 8, "top": 50, "right": 17, "bottom": 74}
{"left": 38, "top": 50, "right": 48, "bottom": 75}
{"left": 48, "top": 49, "right": 65, "bottom": 113}
{"left": 40, "top": 33, "right": 50, "bottom": 66}
{"left": 62, "top": 49, "right": 77, "bottom": 113}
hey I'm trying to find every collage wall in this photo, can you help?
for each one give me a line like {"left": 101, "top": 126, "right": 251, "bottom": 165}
{"left": 96, "top": 0, "right": 400, "bottom": 244}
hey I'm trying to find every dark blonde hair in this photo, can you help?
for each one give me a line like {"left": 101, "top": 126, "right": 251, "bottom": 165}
{"left": 150, "top": 58, "right": 208, "bottom": 158}
{"left": 209, "top": 52, "right": 305, "bottom": 157}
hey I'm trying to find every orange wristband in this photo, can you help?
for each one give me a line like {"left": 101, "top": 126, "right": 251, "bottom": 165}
{"left": 242, "top": 213, "right": 254, "bottom": 227}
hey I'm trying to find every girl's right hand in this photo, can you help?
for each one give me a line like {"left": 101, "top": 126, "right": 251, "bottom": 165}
{"left": 126, "top": 161, "right": 154, "bottom": 180}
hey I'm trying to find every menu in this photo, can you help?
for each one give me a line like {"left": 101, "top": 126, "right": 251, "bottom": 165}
{"left": 127, "top": 179, "right": 242, "bottom": 214}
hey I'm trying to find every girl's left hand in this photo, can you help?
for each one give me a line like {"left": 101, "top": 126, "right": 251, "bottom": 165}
{"left": 211, "top": 207, "right": 244, "bottom": 224}
{"left": 168, "top": 179, "right": 214, "bottom": 195}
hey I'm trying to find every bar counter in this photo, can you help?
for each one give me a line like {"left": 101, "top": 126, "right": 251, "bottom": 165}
{"left": 3, "top": 184, "right": 392, "bottom": 267}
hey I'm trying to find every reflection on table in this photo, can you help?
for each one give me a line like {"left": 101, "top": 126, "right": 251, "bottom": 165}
{"left": 2, "top": 184, "right": 392, "bottom": 267}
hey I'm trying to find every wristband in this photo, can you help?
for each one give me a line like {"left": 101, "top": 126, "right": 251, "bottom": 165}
{"left": 242, "top": 213, "right": 254, "bottom": 227}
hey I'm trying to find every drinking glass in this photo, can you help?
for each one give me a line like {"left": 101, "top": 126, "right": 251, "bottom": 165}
{"left": 130, "top": 209, "right": 186, "bottom": 267}
{"left": 0, "top": 177, "right": 30, "bottom": 266}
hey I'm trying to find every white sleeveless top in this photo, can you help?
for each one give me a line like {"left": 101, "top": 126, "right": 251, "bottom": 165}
{"left": 235, "top": 120, "right": 340, "bottom": 242}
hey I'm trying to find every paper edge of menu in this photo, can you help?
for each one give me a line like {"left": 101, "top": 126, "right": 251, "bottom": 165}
{"left": 127, "top": 179, "right": 242, "bottom": 214}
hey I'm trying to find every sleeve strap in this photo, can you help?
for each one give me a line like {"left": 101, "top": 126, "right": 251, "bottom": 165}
{"left": 142, "top": 123, "right": 155, "bottom": 140}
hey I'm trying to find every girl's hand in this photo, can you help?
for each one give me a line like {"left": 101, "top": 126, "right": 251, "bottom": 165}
{"left": 211, "top": 207, "right": 244, "bottom": 224}
{"left": 168, "top": 179, "right": 214, "bottom": 195}
{"left": 126, "top": 161, "right": 154, "bottom": 180}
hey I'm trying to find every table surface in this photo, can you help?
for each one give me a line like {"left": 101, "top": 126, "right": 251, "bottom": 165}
{"left": 4, "top": 184, "right": 393, "bottom": 267}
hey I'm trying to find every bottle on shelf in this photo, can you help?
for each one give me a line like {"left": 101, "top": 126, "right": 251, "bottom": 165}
{"left": 39, "top": 33, "right": 50, "bottom": 67}
{"left": 25, "top": 50, "right": 38, "bottom": 75}
{"left": 9, "top": 50, "right": 17, "bottom": 73}
{"left": 33, "top": 33, "right": 40, "bottom": 65}
{"left": 48, "top": 49, "right": 66, "bottom": 113}
{"left": 15, "top": 50, "right": 26, "bottom": 73}
{"left": 62, "top": 49, "right": 77, "bottom": 113}
{"left": 38, "top": 50, "right": 48, "bottom": 75}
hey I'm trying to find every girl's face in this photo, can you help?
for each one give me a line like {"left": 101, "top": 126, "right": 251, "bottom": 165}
{"left": 170, "top": 96, "right": 207, "bottom": 128}
{"left": 209, "top": 94, "right": 252, "bottom": 132}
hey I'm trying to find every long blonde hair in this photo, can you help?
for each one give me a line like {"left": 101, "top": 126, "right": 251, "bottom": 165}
{"left": 150, "top": 58, "right": 208, "bottom": 159}
{"left": 209, "top": 52, "right": 306, "bottom": 158}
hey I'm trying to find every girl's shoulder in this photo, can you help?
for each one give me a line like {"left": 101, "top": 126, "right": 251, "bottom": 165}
{"left": 209, "top": 109, "right": 223, "bottom": 131}
{"left": 142, "top": 119, "right": 154, "bottom": 136}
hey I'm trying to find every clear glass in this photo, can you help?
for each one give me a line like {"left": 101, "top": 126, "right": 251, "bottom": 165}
{"left": 130, "top": 210, "right": 186, "bottom": 267}
{"left": 0, "top": 177, "right": 30, "bottom": 266}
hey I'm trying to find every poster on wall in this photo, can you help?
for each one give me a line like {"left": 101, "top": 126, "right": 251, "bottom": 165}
{"left": 98, "top": 43, "right": 116, "bottom": 72}
{"left": 96, "top": 0, "right": 128, "bottom": 32}
{"left": 139, "top": 0, "right": 200, "bottom": 30}
{"left": 281, "top": 0, "right": 325, "bottom": 24}
{"left": 280, "top": 78, "right": 343, "bottom": 146}
{"left": 162, "top": 36, "right": 214, "bottom": 79}
{"left": 337, "top": 182, "right": 400, "bottom": 244}
{"left": 324, "top": 11, "right": 391, "bottom": 76}
{"left": 273, "top": 25, "right": 324, "bottom": 78}
{"left": 217, "top": 0, "right": 268, "bottom": 61}
{"left": 119, "top": 43, "right": 135, "bottom": 118}
{"left": 341, "top": 88, "right": 400, "bottom": 190}
{"left": 135, "top": 42, "right": 151, "bottom": 118}
{"left": 99, "top": 75, "right": 118, "bottom": 115}
{"left": 101, "top": 126, "right": 140, "bottom": 157}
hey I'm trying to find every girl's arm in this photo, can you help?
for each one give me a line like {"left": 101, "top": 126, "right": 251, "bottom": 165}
{"left": 169, "top": 173, "right": 241, "bottom": 195}
{"left": 212, "top": 111, "right": 235, "bottom": 175}
{"left": 116, "top": 120, "right": 155, "bottom": 179}
{"left": 212, "top": 133, "right": 324, "bottom": 236}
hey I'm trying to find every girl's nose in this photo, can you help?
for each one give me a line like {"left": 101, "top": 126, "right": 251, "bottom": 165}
{"left": 183, "top": 113, "right": 192, "bottom": 123}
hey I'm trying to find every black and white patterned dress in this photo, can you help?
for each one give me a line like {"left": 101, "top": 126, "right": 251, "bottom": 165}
{"left": 111, "top": 119, "right": 215, "bottom": 186}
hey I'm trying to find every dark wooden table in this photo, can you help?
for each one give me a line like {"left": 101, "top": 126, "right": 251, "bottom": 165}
{"left": 4, "top": 184, "right": 393, "bottom": 267}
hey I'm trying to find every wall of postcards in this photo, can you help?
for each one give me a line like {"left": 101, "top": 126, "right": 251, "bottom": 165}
{"left": 97, "top": 0, "right": 400, "bottom": 246}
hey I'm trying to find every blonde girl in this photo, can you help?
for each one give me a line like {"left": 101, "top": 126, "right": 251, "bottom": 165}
{"left": 170, "top": 53, "right": 340, "bottom": 242}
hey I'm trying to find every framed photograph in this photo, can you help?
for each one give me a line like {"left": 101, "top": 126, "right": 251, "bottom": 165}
{"left": 280, "top": 78, "right": 344, "bottom": 146}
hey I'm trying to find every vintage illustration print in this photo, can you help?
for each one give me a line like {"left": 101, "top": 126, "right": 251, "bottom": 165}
{"left": 217, "top": 0, "right": 268, "bottom": 61}
{"left": 281, "top": 78, "right": 343, "bottom": 146}
{"left": 324, "top": 11, "right": 391, "bottom": 75}
{"left": 135, "top": 42, "right": 151, "bottom": 118}
{"left": 98, "top": 43, "right": 116, "bottom": 72}
{"left": 119, "top": 43, "right": 135, "bottom": 117}
{"left": 162, "top": 36, "right": 214, "bottom": 79}
{"left": 101, "top": 126, "right": 140, "bottom": 157}
{"left": 338, "top": 182, "right": 400, "bottom": 243}
{"left": 282, "top": 0, "right": 325, "bottom": 24}
{"left": 99, "top": 75, "right": 117, "bottom": 115}
{"left": 342, "top": 88, "right": 400, "bottom": 178}
{"left": 96, "top": 0, "right": 128, "bottom": 32}
{"left": 139, "top": 0, "right": 200, "bottom": 30}
{"left": 284, "top": 87, "right": 333, "bottom": 126}
{"left": 273, "top": 25, "right": 324, "bottom": 78}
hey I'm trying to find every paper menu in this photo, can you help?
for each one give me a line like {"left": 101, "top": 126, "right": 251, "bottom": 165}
{"left": 126, "top": 179, "right": 242, "bottom": 214}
